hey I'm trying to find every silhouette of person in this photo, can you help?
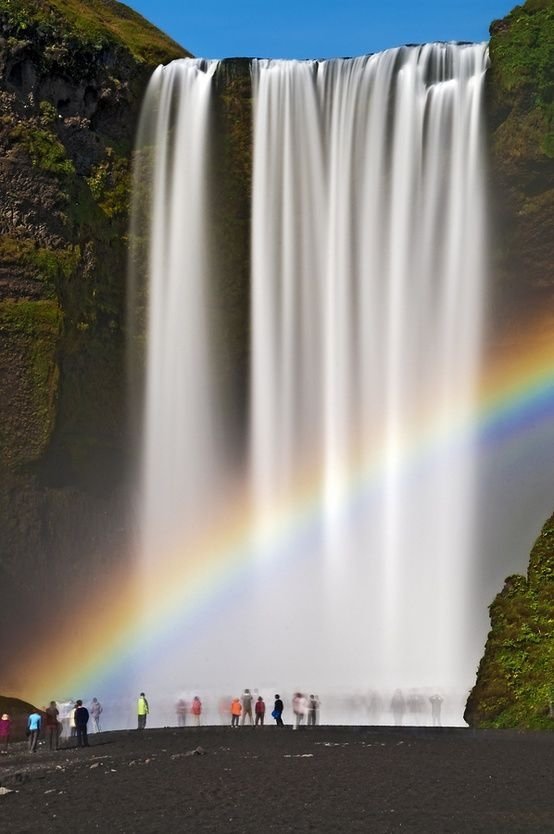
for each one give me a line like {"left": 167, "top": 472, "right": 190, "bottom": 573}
{"left": 45, "top": 701, "right": 61, "bottom": 750}
{"left": 74, "top": 700, "right": 89, "bottom": 747}
{"left": 391, "top": 689, "right": 406, "bottom": 726}
{"left": 429, "top": 693, "right": 443, "bottom": 727}
{"left": 273, "top": 694, "right": 284, "bottom": 727}
{"left": 176, "top": 698, "right": 187, "bottom": 727}
{"left": 307, "top": 694, "right": 319, "bottom": 727}
{"left": 90, "top": 698, "right": 103, "bottom": 733}
{"left": 241, "top": 688, "right": 254, "bottom": 726}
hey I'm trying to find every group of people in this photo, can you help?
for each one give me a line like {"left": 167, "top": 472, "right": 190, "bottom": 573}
{"left": 0, "top": 697, "right": 104, "bottom": 754}
{"left": 173, "top": 690, "right": 319, "bottom": 729}
{"left": 172, "top": 695, "right": 203, "bottom": 729}
{"left": 230, "top": 689, "right": 270, "bottom": 726}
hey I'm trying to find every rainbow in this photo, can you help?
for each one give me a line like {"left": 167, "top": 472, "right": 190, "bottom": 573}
{"left": 12, "top": 312, "right": 554, "bottom": 705}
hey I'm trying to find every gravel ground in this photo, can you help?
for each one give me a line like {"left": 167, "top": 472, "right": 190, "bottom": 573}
{"left": 0, "top": 725, "right": 553, "bottom": 833}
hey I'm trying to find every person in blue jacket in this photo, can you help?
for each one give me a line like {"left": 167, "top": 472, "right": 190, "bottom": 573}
{"left": 27, "top": 710, "right": 42, "bottom": 752}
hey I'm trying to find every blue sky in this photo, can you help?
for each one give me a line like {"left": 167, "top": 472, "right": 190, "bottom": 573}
{"left": 130, "top": 0, "right": 514, "bottom": 59}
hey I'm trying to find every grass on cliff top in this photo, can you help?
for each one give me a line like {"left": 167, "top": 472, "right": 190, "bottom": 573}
{"left": 49, "top": 0, "right": 189, "bottom": 64}
{"left": 0, "top": 0, "right": 189, "bottom": 65}
{"left": 491, "top": 0, "right": 554, "bottom": 106}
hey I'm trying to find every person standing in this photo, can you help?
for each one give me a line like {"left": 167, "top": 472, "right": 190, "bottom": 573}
{"left": 429, "top": 693, "right": 443, "bottom": 727}
{"left": 241, "top": 688, "right": 254, "bottom": 726}
{"left": 90, "top": 698, "right": 103, "bottom": 733}
{"left": 137, "top": 692, "right": 149, "bottom": 730}
{"left": 292, "top": 692, "right": 308, "bottom": 729}
{"left": 176, "top": 698, "right": 187, "bottom": 727}
{"left": 191, "top": 696, "right": 202, "bottom": 726}
{"left": 45, "top": 701, "right": 61, "bottom": 750}
{"left": 272, "top": 694, "right": 284, "bottom": 727}
{"left": 27, "top": 709, "right": 42, "bottom": 752}
{"left": 74, "top": 700, "right": 89, "bottom": 747}
{"left": 307, "top": 694, "right": 318, "bottom": 727}
{"left": 255, "top": 696, "right": 265, "bottom": 726}
{"left": 231, "top": 698, "right": 241, "bottom": 727}
{"left": 0, "top": 713, "right": 11, "bottom": 754}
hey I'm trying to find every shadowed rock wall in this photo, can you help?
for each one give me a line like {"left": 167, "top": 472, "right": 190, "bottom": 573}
{"left": 0, "top": 0, "right": 187, "bottom": 689}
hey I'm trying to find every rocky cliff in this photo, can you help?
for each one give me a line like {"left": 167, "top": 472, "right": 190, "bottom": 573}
{"left": 0, "top": 0, "right": 187, "bottom": 686}
{"left": 465, "top": 512, "right": 554, "bottom": 727}
{"left": 0, "top": 0, "right": 552, "bottom": 714}
{"left": 486, "top": 0, "right": 553, "bottom": 325}
{"left": 465, "top": 0, "right": 554, "bottom": 729}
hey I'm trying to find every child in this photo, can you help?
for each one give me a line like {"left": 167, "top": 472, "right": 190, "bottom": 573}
{"left": 0, "top": 713, "right": 11, "bottom": 753}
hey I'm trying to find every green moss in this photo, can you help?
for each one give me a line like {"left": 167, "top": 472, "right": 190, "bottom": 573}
{"left": 541, "top": 131, "right": 554, "bottom": 156}
{"left": 0, "top": 235, "right": 80, "bottom": 295}
{"left": 490, "top": 0, "right": 554, "bottom": 157}
{"left": 29, "top": 244, "right": 81, "bottom": 284}
{"left": 9, "top": 124, "right": 75, "bottom": 176}
{"left": 0, "top": 300, "right": 61, "bottom": 466}
{"left": 87, "top": 152, "right": 130, "bottom": 219}
{"left": 0, "top": 299, "right": 60, "bottom": 332}
{"left": 39, "top": 100, "right": 58, "bottom": 124}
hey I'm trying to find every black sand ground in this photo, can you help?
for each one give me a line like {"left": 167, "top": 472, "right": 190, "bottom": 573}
{"left": 0, "top": 726, "right": 552, "bottom": 833}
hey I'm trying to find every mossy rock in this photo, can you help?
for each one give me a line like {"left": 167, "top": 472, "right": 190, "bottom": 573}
{"left": 0, "top": 300, "right": 61, "bottom": 467}
{"left": 487, "top": 0, "right": 554, "bottom": 320}
{"left": 465, "top": 512, "right": 554, "bottom": 729}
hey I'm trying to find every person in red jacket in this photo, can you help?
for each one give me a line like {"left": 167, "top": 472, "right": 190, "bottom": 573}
{"left": 0, "top": 713, "right": 11, "bottom": 753}
{"left": 255, "top": 696, "right": 266, "bottom": 726}
{"left": 191, "top": 696, "right": 202, "bottom": 726}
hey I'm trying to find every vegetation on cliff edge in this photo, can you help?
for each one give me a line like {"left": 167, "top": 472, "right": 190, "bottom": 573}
{"left": 465, "top": 512, "right": 554, "bottom": 729}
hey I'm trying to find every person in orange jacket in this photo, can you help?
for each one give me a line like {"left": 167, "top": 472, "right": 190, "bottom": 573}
{"left": 231, "top": 698, "right": 242, "bottom": 728}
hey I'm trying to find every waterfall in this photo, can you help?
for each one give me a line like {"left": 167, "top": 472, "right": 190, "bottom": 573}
{"left": 132, "top": 46, "right": 489, "bottom": 725}
{"left": 132, "top": 59, "right": 225, "bottom": 605}
{"left": 250, "top": 45, "right": 489, "bottom": 718}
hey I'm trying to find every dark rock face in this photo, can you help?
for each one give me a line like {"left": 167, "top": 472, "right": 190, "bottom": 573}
{"left": 0, "top": 0, "right": 187, "bottom": 689}
{"left": 486, "top": 0, "right": 554, "bottom": 328}
{"left": 465, "top": 0, "right": 554, "bottom": 730}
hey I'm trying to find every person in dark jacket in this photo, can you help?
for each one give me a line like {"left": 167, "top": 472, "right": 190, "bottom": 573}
{"left": 45, "top": 701, "right": 61, "bottom": 750}
{"left": 74, "top": 700, "right": 90, "bottom": 747}
{"left": 273, "top": 694, "right": 284, "bottom": 727}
